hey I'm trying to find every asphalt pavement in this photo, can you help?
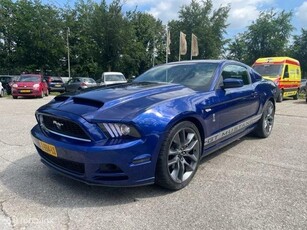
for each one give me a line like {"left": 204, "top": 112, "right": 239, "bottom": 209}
{"left": 0, "top": 95, "right": 306, "bottom": 229}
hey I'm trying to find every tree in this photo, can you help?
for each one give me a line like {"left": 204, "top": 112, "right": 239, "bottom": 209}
{"left": 90, "top": 0, "right": 133, "bottom": 75}
{"left": 168, "top": 0, "right": 230, "bottom": 61}
{"left": 126, "top": 11, "right": 165, "bottom": 75}
{"left": 291, "top": 29, "right": 307, "bottom": 78}
{"left": 0, "top": 0, "right": 18, "bottom": 74}
{"left": 62, "top": 0, "right": 98, "bottom": 77}
{"left": 227, "top": 10, "right": 294, "bottom": 65}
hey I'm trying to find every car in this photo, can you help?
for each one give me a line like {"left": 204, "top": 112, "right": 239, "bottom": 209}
{"left": 0, "top": 75, "right": 19, "bottom": 95}
{"left": 11, "top": 74, "right": 49, "bottom": 99}
{"left": 97, "top": 72, "right": 127, "bottom": 86}
{"left": 64, "top": 77, "right": 97, "bottom": 92}
{"left": 31, "top": 60, "right": 276, "bottom": 190}
{"left": 252, "top": 57, "right": 301, "bottom": 102}
{"left": 60, "top": 77, "right": 70, "bottom": 83}
{"left": 299, "top": 79, "right": 307, "bottom": 94}
{"left": 44, "top": 76, "right": 65, "bottom": 93}
{"left": 0, "top": 82, "right": 4, "bottom": 97}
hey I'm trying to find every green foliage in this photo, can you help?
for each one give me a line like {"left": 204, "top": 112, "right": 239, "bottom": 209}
{"left": 0, "top": 0, "right": 16, "bottom": 74}
{"left": 168, "top": 0, "right": 230, "bottom": 61}
{"left": 0, "top": 0, "right": 303, "bottom": 79}
{"left": 227, "top": 10, "right": 294, "bottom": 65}
{"left": 290, "top": 29, "right": 307, "bottom": 78}
{"left": 14, "top": 0, "right": 65, "bottom": 73}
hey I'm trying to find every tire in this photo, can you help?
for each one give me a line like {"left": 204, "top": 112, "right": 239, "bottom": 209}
{"left": 276, "top": 90, "right": 283, "bottom": 102}
{"left": 45, "top": 89, "right": 49, "bottom": 96}
{"left": 13, "top": 96, "right": 17, "bottom": 99}
{"left": 293, "top": 90, "right": 299, "bottom": 100}
{"left": 253, "top": 100, "right": 275, "bottom": 138}
{"left": 39, "top": 90, "right": 44, "bottom": 98}
{"left": 155, "top": 121, "right": 201, "bottom": 190}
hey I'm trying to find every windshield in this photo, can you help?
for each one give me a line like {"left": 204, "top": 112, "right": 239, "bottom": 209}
{"left": 19, "top": 75, "right": 41, "bottom": 82}
{"left": 105, "top": 74, "right": 126, "bottom": 81}
{"left": 134, "top": 62, "right": 218, "bottom": 91}
{"left": 253, "top": 64, "right": 282, "bottom": 77}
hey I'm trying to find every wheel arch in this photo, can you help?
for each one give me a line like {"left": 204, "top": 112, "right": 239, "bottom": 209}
{"left": 164, "top": 113, "right": 205, "bottom": 153}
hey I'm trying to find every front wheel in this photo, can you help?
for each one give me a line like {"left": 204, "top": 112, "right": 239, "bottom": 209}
{"left": 155, "top": 121, "right": 201, "bottom": 190}
{"left": 253, "top": 100, "right": 275, "bottom": 138}
{"left": 293, "top": 90, "right": 299, "bottom": 100}
{"left": 39, "top": 90, "right": 44, "bottom": 98}
{"left": 276, "top": 90, "right": 283, "bottom": 102}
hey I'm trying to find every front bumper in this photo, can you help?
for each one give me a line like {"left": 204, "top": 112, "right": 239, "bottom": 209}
{"left": 12, "top": 88, "right": 42, "bottom": 97}
{"left": 31, "top": 124, "right": 159, "bottom": 187}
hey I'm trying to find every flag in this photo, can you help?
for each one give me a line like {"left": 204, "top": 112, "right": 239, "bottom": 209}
{"left": 180, "top": 31, "right": 187, "bottom": 55}
{"left": 191, "top": 33, "right": 199, "bottom": 57}
{"left": 166, "top": 30, "right": 171, "bottom": 55}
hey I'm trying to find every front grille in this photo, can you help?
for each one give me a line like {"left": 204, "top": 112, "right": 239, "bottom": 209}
{"left": 40, "top": 114, "right": 91, "bottom": 142}
{"left": 36, "top": 146, "right": 85, "bottom": 174}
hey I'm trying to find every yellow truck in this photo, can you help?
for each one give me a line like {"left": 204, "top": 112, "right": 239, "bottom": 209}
{"left": 252, "top": 57, "right": 301, "bottom": 102}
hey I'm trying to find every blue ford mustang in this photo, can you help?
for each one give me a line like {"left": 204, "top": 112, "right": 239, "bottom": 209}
{"left": 31, "top": 60, "right": 276, "bottom": 190}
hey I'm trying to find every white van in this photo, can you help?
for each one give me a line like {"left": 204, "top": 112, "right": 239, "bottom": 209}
{"left": 98, "top": 72, "right": 127, "bottom": 86}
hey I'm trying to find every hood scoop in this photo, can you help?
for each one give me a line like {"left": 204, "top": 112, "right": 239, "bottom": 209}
{"left": 73, "top": 97, "right": 104, "bottom": 108}
{"left": 54, "top": 95, "right": 70, "bottom": 102}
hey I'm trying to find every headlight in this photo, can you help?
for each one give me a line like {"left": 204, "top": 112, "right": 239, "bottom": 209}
{"left": 12, "top": 83, "right": 18, "bottom": 88}
{"left": 33, "top": 83, "right": 40, "bottom": 89}
{"left": 99, "top": 123, "right": 141, "bottom": 138}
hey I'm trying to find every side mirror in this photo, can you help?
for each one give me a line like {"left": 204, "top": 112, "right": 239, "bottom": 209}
{"left": 222, "top": 78, "right": 244, "bottom": 89}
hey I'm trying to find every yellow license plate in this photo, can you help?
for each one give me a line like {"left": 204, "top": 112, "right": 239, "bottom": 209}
{"left": 55, "top": 84, "right": 61, "bottom": 87}
{"left": 39, "top": 141, "right": 57, "bottom": 157}
{"left": 20, "top": 89, "right": 31, "bottom": 93}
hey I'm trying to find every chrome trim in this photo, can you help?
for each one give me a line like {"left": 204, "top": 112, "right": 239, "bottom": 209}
{"left": 42, "top": 125, "right": 92, "bottom": 142}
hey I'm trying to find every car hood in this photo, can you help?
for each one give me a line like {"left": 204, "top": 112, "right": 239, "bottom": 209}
{"left": 44, "top": 82, "right": 196, "bottom": 121}
{"left": 262, "top": 76, "right": 278, "bottom": 81}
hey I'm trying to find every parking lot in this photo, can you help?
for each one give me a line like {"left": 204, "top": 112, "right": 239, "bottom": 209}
{"left": 0, "top": 96, "right": 306, "bottom": 229}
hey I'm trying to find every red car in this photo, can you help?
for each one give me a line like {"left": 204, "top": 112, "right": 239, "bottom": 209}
{"left": 12, "top": 74, "right": 49, "bottom": 99}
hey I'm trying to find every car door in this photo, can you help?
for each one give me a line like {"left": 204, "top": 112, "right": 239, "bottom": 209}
{"left": 201, "top": 64, "right": 261, "bottom": 148}
{"left": 216, "top": 64, "right": 260, "bottom": 129}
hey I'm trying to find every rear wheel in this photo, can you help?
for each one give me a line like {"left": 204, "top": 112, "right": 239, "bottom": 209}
{"left": 253, "top": 100, "right": 275, "bottom": 138}
{"left": 155, "top": 121, "right": 201, "bottom": 190}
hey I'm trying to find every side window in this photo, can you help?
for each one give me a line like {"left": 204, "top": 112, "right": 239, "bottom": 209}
{"left": 221, "top": 65, "right": 250, "bottom": 85}
{"left": 283, "top": 65, "right": 289, "bottom": 78}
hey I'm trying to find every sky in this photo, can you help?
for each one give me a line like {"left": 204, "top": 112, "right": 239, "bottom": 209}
{"left": 47, "top": 0, "right": 307, "bottom": 38}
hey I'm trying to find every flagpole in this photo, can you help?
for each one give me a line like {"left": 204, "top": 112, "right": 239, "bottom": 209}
{"left": 166, "top": 29, "right": 169, "bottom": 63}
{"left": 190, "top": 33, "right": 193, "bottom": 60}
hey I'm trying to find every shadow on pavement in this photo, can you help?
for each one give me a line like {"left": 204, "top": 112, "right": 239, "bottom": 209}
{"left": 0, "top": 154, "right": 170, "bottom": 207}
